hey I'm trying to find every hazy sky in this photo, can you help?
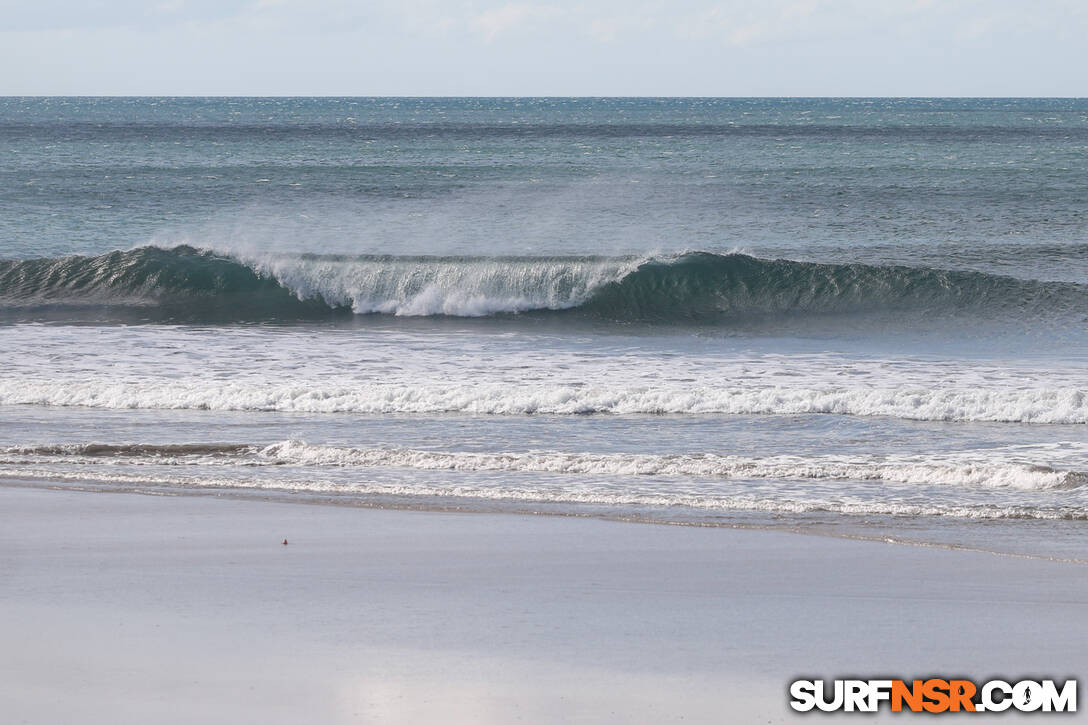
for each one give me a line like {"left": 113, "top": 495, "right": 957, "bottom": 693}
{"left": 2, "top": 0, "right": 1086, "bottom": 96}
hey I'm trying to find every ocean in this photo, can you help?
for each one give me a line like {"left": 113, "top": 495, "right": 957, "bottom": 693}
{"left": 2, "top": 97, "right": 1086, "bottom": 559}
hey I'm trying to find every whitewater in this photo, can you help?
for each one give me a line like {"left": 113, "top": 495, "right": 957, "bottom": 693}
{"left": 2, "top": 245, "right": 1086, "bottom": 322}
{"left": 2, "top": 96, "right": 1087, "bottom": 558}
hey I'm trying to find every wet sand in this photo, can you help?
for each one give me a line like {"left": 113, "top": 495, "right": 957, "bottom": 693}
{"left": 1, "top": 485, "right": 1085, "bottom": 723}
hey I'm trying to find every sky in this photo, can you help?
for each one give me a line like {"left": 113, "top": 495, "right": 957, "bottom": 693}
{"left": 1, "top": 0, "right": 1086, "bottom": 96}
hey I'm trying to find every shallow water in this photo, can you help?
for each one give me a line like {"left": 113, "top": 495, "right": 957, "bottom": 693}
{"left": 2, "top": 97, "right": 1086, "bottom": 558}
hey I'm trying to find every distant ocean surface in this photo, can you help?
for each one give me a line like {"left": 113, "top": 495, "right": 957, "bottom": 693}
{"left": 2, "top": 97, "right": 1086, "bottom": 559}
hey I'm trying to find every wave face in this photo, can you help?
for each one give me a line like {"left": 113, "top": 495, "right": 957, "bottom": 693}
{"left": 0, "top": 246, "right": 348, "bottom": 321}
{"left": 1, "top": 245, "right": 1085, "bottom": 323}
{"left": 579, "top": 252, "right": 1087, "bottom": 322}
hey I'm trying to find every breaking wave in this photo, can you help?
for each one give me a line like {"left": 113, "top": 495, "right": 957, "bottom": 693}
{"left": 2, "top": 374, "right": 1088, "bottom": 420}
{"left": 1, "top": 245, "right": 1084, "bottom": 323}
{"left": 1, "top": 379, "right": 1085, "bottom": 423}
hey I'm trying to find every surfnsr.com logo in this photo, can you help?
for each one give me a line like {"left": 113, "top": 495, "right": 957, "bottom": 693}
{"left": 789, "top": 679, "right": 1077, "bottom": 713}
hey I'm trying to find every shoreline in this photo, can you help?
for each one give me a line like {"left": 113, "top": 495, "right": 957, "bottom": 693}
{"left": 3, "top": 476, "right": 1087, "bottom": 564}
{"left": 3, "top": 484, "right": 1086, "bottom": 723}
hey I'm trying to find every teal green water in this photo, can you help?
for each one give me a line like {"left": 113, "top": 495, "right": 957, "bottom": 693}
{"left": 1, "top": 98, "right": 1086, "bottom": 559}
{"left": 3, "top": 97, "right": 1087, "bottom": 281}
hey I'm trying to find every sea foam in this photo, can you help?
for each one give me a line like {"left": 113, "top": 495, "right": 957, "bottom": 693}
{"left": 4, "top": 440, "right": 1085, "bottom": 491}
{"left": 1, "top": 380, "right": 1085, "bottom": 423}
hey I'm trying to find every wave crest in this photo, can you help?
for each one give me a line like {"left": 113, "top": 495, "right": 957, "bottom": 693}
{"left": 1, "top": 245, "right": 1085, "bottom": 323}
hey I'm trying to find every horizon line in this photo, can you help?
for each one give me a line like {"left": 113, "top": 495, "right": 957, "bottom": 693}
{"left": 3, "top": 94, "right": 1087, "bottom": 100}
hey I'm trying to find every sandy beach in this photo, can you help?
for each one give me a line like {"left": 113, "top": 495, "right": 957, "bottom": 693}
{"left": 1, "top": 483, "right": 1084, "bottom": 723}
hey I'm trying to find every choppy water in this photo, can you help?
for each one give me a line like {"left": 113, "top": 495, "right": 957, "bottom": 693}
{"left": 2, "top": 97, "right": 1086, "bottom": 559}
